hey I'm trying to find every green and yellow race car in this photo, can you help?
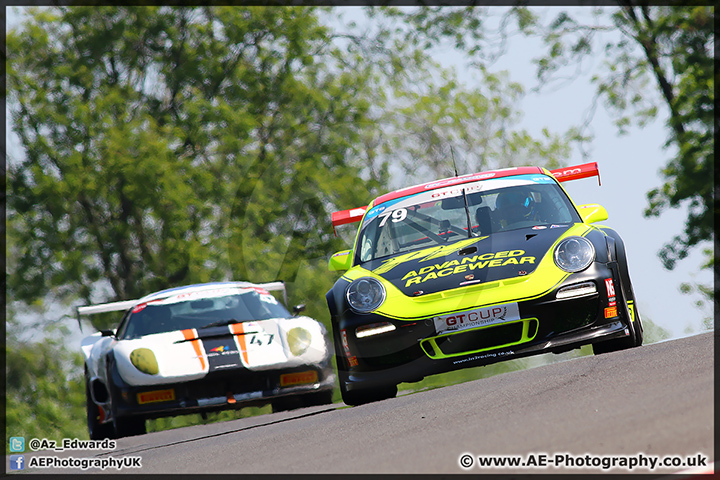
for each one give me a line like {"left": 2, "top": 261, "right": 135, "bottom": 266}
{"left": 326, "top": 163, "right": 643, "bottom": 406}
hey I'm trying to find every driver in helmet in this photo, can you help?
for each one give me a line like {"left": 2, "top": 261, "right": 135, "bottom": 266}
{"left": 495, "top": 189, "right": 537, "bottom": 228}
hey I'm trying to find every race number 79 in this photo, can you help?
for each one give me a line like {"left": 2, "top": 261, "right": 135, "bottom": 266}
{"left": 378, "top": 208, "right": 407, "bottom": 227}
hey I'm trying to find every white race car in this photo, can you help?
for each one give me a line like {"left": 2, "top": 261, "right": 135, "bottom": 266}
{"left": 79, "top": 281, "right": 335, "bottom": 439}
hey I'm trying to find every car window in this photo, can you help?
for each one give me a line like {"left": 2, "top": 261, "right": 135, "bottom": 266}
{"left": 119, "top": 290, "right": 291, "bottom": 339}
{"left": 356, "top": 174, "right": 580, "bottom": 263}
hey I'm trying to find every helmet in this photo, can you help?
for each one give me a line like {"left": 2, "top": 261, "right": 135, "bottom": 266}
{"left": 495, "top": 190, "right": 535, "bottom": 225}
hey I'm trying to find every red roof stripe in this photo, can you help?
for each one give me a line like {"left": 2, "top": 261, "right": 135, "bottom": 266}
{"left": 373, "top": 166, "right": 545, "bottom": 206}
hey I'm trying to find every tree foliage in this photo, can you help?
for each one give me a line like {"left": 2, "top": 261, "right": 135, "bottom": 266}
{"left": 7, "top": 7, "right": 386, "bottom": 331}
{"left": 5, "top": 319, "right": 87, "bottom": 446}
{"left": 532, "top": 6, "right": 714, "bottom": 275}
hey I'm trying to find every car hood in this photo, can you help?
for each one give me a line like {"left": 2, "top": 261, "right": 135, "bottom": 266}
{"left": 362, "top": 225, "right": 572, "bottom": 297}
{"left": 111, "top": 317, "right": 328, "bottom": 386}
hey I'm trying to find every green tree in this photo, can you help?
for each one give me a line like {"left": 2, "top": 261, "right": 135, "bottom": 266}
{"left": 332, "top": 7, "right": 582, "bottom": 190}
{"left": 532, "top": 6, "right": 714, "bottom": 273}
{"left": 5, "top": 318, "right": 87, "bottom": 446}
{"left": 6, "top": 6, "right": 384, "bottom": 332}
{"left": 378, "top": 66, "right": 580, "bottom": 187}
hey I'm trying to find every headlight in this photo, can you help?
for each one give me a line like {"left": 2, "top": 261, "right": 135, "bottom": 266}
{"left": 286, "top": 327, "right": 312, "bottom": 356}
{"left": 130, "top": 348, "right": 159, "bottom": 375}
{"left": 346, "top": 277, "right": 386, "bottom": 313}
{"left": 554, "top": 236, "right": 595, "bottom": 273}
{"left": 356, "top": 322, "right": 396, "bottom": 338}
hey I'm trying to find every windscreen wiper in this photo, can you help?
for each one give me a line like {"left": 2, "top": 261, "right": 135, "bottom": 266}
{"left": 200, "top": 318, "right": 241, "bottom": 329}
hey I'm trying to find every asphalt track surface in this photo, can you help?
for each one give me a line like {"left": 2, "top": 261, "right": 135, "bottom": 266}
{"left": 15, "top": 331, "right": 714, "bottom": 475}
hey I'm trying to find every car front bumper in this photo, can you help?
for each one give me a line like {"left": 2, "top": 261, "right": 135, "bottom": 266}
{"left": 335, "top": 262, "right": 633, "bottom": 391}
{"left": 108, "top": 363, "right": 336, "bottom": 420}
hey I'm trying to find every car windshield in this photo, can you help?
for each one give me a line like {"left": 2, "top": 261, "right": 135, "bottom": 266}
{"left": 119, "top": 287, "right": 290, "bottom": 339}
{"left": 356, "top": 174, "right": 581, "bottom": 263}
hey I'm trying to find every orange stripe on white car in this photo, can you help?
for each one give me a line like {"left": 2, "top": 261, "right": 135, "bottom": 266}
{"left": 230, "top": 322, "right": 251, "bottom": 366}
{"left": 182, "top": 329, "right": 206, "bottom": 371}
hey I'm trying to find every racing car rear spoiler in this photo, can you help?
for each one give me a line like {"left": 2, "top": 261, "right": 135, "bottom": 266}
{"left": 330, "top": 162, "right": 601, "bottom": 235}
{"left": 549, "top": 162, "right": 601, "bottom": 185}
{"left": 75, "top": 281, "right": 289, "bottom": 332}
{"left": 331, "top": 207, "right": 367, "bottom": 236}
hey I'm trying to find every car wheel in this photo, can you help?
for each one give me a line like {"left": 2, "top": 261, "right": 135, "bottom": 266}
{"left": 337, "top": 356, "right": 397, "bottom": 406}
{"left": 592, "top": 301, "right": 642, "bottom": 354}
{"left": 593, "top": 252, "right": 643, "bottom": 354}
{"left": 86, "top": 378, "right": 113, "bottom": 440}
{"left": 271, "top": 396, "right": 303, "bottom": 413}
{"left": 106, "top": 358, "right": 146, "bottom": 438}
{"left": 300, "top": 390, "right": 334, "bottom": 408}
{"left": 110, "top": 398, "right": 146, "bottom": 439}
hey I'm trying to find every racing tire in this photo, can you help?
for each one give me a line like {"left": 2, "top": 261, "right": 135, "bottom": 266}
{"left": 106, "top": 358, "right": 146, "bottom": 438}
{"left": 593, "top": 248, "right": 644, "bottom": 355}
{"left": 272, "top": 390, "right": 333, "bottom": 413}
{"left": 271, "top": 396, "right": 304, "bottom": 413}
{"left": 111, "top": 400, "right": 146, "bottom": 439}
{"left": 86, "top": 378, "right": 113, "bottom": 440}
{"left": 300, "top": 390, "right": 334, "bottom": 408}
{"left": 330, "top": 320, "right": 397, "bottom": 406}
{"left": 337, "top": 356, "right": 397, "bottom": 406}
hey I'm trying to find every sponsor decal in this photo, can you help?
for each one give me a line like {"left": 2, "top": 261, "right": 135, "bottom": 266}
{"left": 465, "top": 274, "right": 474, "bottom": 281}
{"left": 604, "top": 306, "right": 618, "bottom": 319}
{"left": 340, "top": 329, "right": 359, "bottom": 366}
{"left": 372, "top": 238, "right": 483, "bottom": 275}
{"left": 259, "top": 293, "right": 278, "bottom": 304}
{"left": 280, "top": 370, "right": 319, "bottom": 387}
{"left": 424, "top": 172, "right": 496, "bottom": 190}
{"left": 132, "top": 303, "right": 147, "bottom": 313}
{"left": 452, "top": 349, "right": 515, "bottom": 365}
{"left": 605, "top": 278, "right": 616, "bottom": 297}
{"left": 402, "top": 250, "right": 536, "bottom": 288}
{"left": 550, "top": 224, "right": 567, "bottom": 228}
{"left": 551, "top": 167, "right": 582, "bottom": 178}
{"left": 341, "top": 329, "right": 351, "bottom": 357}
{"left": 531, "top": 176, "right": 554, "bottom": 183}
{"left": 202, "top": 336, "right": 243, "bottom": 371}
{"left": 532, "top": 225, "right": 547, "bottom": 230}
{"left": 137, "top": 389, "right": 175, "bottom": 405}
{"left": 365, "top": 199, "right": 404, "bottom": 220}
{"left": 433, "top": 303, "right": 520, "bottom": 334}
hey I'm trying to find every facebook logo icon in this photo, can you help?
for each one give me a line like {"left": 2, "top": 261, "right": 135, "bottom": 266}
{"left": 9, "top": 455, "right": 25, "bottom": 470}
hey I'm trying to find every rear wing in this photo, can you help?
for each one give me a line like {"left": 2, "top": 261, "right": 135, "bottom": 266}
{"left": 549, "top": 162, "right": 601, "bottom": 185}
{"left": 75, "top": 281, "right": 289, "bottom": 331}
{"left": 331, "top": 207, "right": 367, "bottom": 236}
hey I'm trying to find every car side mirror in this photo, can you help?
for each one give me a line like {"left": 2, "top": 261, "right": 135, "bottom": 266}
{"left": 100, "top": 329, "right": 115, "bottom": 337}
{"left": 292, "top": 304, "right": 306, "bottom": 316}
{"left": 329, "top": 249, "right": 353, "bottom": 271}
{"left": 578, "top": 204, "right": 608, "bottom": 224}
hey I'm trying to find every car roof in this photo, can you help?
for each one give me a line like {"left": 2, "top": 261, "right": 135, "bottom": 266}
{"left": 138, "top": 281, "right": 278, "bottom": 303}
{"left": 371, "top": 166, "right": 546, "bottom": 207}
